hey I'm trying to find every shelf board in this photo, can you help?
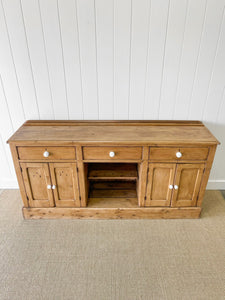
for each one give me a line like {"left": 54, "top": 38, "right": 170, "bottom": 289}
{"left": 89, "top": 180, "right": 137, "bottom": 197}
{"left": 88, "top": 180, "right": 138, "bottom": 207}
{"left": 88, "top": 163, "right": 138, "bottom": 180}
{"left": 89, "top": 189, "right": 137, "bottom": 198}
{"left": 90, "top": 181, "right": 137, "bottom": 190}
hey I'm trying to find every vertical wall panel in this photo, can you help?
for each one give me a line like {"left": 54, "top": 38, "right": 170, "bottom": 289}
{"left": 39, "top": 0, "right": 69, "bottom": 119}
{"left": 0, "top": 77, "right": 13, "bottom": 182}
{"left": 0, "top": 77, "right": 13, "bottom": 140}
{"left": 114, "top": 0, "right": 131, "bottom": 119}
{"left": 0, "top": 1, "right": 25, "bottom": 129}
{"left": 0, "top": 136, "right": 11, "bottom": 180}
{"left": 0, "top": 76, "right": 16, "bottom": 177}
{"left": 58, "top": 0, "right": 83, "bottom": 119}
{"left": 2, "top": 0, "right": 39, "bottom": 120}
{"left": 173, "top": 0, "right": 207, "bottom": 120}
{"left": 203, "top": 13, "right": 225, "bottom": 123}
{"left": 144, "top": 0, "right": 170, "bottom": 119}
{"left": 129, "top": 0, "right": 150, "bottom": 119}
{"left": 158, "top": 0, "right": 188, "bottom": 119}
{"left": 21, "top": 0, "right": 54, "bottom": 119}
{"left": 76, "top": 0, "right": 99, "bottom": 119}
{"left": 188, "top": 0, "right": 225, "bottom": 120}
{"left": 212, "top": 90, "right": 225, "bottom": 181}
{"left": 95, "top": 0, "right": 114, "bottom": 119}
{"left": 202, "top": 12, "right": 225, "bottom": 183}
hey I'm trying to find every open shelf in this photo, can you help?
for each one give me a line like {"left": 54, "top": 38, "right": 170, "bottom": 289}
{"left": 87, "top": 180, "right": 138, "bottom": 208}
{"left": 86, "top": 163, "right": 139, "bottom": 208}
{"left": 89, "top": 180, "right": 137, "bottom": 198}
{"left": 87, "top": 163, "right": 138, "bottom": 180}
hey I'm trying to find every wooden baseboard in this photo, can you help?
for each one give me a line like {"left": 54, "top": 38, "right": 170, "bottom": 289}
{"left": 22, "top": 207, "right": 201, "bottom": 219}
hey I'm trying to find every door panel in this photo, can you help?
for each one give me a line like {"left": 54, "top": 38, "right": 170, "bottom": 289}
{"left": 49, "top": 163, "right": 80, "bottom": 207}
{"left": 171, "top": 163, "right": 205, "bottom": 207}
{"left": 20, "top": 163, "right": 54, "bottom": 207}
{"left": 145, "top": 163, "right": 176, "bottom": 206}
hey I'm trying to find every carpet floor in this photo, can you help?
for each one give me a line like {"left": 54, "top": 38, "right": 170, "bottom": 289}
{"left": 0, "top": 189, "right": 225, "bottom": 300}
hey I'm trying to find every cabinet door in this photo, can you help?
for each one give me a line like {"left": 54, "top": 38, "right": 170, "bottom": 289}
{"left": 145, "top": 163, "right": 176, "bottom": 206}
{"left": 49, "top": 163, "right": 80, "bottom": 207}
{"left": 171, "top": 163, "right": 205, "bottom": 207}
{"left": 20, "top": 163, "right": 55, "bottom": 207}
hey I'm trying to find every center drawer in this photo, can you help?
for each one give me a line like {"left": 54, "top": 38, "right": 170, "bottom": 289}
{"left": 149, "top": 147, "right": 209, "bottom": 161}
{"left": 17, "top": 146, "right": 76, "bottom": 160}
{"left": 83, "top": 146, "right": 142, "bottom": 160}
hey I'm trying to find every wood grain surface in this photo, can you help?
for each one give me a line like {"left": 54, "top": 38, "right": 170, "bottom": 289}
{"left": 22, "top": 207, "right": 201, "bottom": 219}
{"left": 7, "top": 121, "right": 219, "bottom": 145}
{"left": 7, "top": 120, "right": 219, "bottom": 219}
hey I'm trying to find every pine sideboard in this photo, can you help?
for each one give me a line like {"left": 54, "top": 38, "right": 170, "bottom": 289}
{"left": 7, "top": 120, "right": 219, "bottom": 219}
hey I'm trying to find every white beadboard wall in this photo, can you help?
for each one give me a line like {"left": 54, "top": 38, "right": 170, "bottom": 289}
{"left": 0, "top": 0, "right": 225, "bottom": 189}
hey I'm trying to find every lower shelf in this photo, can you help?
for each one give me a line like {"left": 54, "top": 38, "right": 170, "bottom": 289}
{"left": 22, "top": 207, "right": 201, "bottom": 219}
{"left": 88, "top": 180, "right": 138, "bottom": 208}
{"left": 88, "top": 197, "right": 138, "bottom": 208}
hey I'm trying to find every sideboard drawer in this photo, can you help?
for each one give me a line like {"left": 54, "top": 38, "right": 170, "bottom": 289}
{"left": 17, "top": 146, "right": 76, "bottom": 160}
{"left": 179, "top": 147, "right": 209, "bottom": 160}
{"left": 83, "top": 146, "right": 142, "bottom": 160}
{"left": 149, "top": 147, "right": 209, "bottom": 161}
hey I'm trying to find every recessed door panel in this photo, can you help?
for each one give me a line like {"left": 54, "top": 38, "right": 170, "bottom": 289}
{"left": 171, "top": 164, "right": 205, "bottom": 207}
{"left": 20, "top": 163, "right": 54, "bottom": 207}
{"left": 145, "top": 163, "right": 176, "bottom": 206}
{"left": 49, "top": 163, "right": 80, "bottom": 207}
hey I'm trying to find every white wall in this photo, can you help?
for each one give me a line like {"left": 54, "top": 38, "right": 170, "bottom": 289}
{"left": 0, "top": 0, "right": 225, "bottom": 189}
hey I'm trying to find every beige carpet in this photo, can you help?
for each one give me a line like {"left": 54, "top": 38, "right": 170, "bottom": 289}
{"left": 0, "top": 190, "right": 225, "bottom": 300}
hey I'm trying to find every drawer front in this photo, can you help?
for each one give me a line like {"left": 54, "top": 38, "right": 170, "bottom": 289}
{"left": 17, "top": 147, "right": 76, "bottom": 160}
{"left": 179, "top": 147, "right": 209, "bottom": 160}
{"left": 83, "top": 146, "right": 142, "bottom": 160}
{"left": 149, "top": 147, "right": 208, "bottom": 161}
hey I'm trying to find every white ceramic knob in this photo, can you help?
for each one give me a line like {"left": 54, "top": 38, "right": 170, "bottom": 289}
{"left": 169, "top": 185, "right": 173, "bottom": 190}
{"left": 52, "top": 185, "right": 56, "bottom": 189}
{"left": 43, "top": 151, "right": 49, "bottom": 158}
{"left": 174, "top": 185, "right": 178, "bottom": 190}
{"left": 47, "top": 185, "right": 51, "bottom": 189}
{"left": 176, "top": 151, "right": 182, "bottom": 158}
{"left": 109, "top": 151, "right": 115, "bottom": 158}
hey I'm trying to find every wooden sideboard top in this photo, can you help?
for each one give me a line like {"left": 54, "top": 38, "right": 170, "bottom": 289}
{"left": 7, "top": 120, "right": 220, "bottom": 145}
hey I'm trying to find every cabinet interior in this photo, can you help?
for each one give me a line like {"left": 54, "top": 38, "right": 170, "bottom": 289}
{"left": 86, "top": 163, "right": 139, "bottom": 208}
